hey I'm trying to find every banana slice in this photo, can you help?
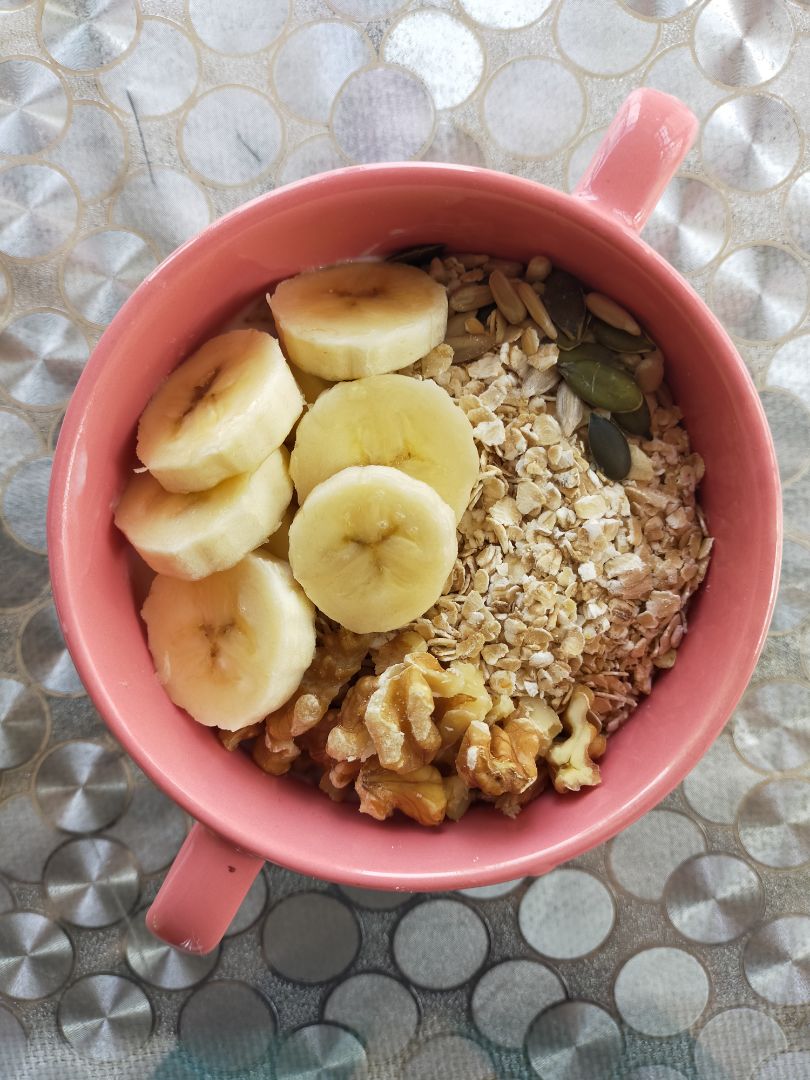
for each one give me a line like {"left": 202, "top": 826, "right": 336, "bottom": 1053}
{"left": 142, "top": 551, "right": 315, "bottom": 730}
{"left": 137, "top": 329, "right": 303, "bottom": 493}
{"left": 262, "top": 502, "right": 295, "bottom": 561}
{"left": 288, "top": 361, "right": 331, "bottom": 405}
{"left": 115, "top": 448, "right": 293, "bottom": 581}
{"left": 270, "top": 261, "right": 448, "bottom": 381}
{"left": 288, "top": 465, "right": 458, "bottom": 634}
{"left": 290, "top": 374, "right": 479, "bottom": 522}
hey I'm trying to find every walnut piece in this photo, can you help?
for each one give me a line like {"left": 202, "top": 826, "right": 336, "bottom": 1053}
{"left": 326, "top": 676, "right": 378, "bottom": 764}
{"left": 444, "top": 774, "right": 474, "bottom": 821}
{"left": 364, "top": 658, "right": 440, "bottom": 772}
{"left": 370, "top": 629, "right": 428, "bottom": 674}
{"left": 495, "top": 765, "right": 549, "bottom": 818}
{"left": 218, "top": 722, "right": 263, "bottom": 752}
{"left": 355, "top": 761, "right": 447, "bottom": 826}
{"left": 252, "top": 734, "right": 299, "bottom": 776}
{"left": 546, "top": 685, "right": 606, "bottom": 793}
{"left": 264, "top": 628, "right": 371, "bottom": 766}
{"left": 457, "top": 696, "right": 562, "bottom": 798}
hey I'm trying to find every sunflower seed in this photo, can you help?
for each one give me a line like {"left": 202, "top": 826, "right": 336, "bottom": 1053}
{"left": 614, "top": 397, "right": 652, "bottom": 438}
{"left": 555, "top": 380, "right": 585, "bottom": 436}
{"left": 635, "top": 350, "right": 665, "bottom": 393}
{"left": 454, "top": 252, "right": 489, "bottom": 269}
{"left": 516, "top": 279, "right": 557, "bottom": 340}
{"left": 489, "top": 269, "right": 527, "bottom": 325}
{"left": 445, "top": 333, "right": 496, "bottom": 362}
{"left": 429, "top": 256, "right": 447, "bottom": 283}
{"left": 558, "top": 357, "right": 643, "bottom": 413}
{"left": 592, "top": 319, "right": 653, "bottom": 353}
{"left": 542, "top": 269, "right": 586, "bottom": 341}
{"left": 526, "top": 255, "right": 552, "bottom": 283}
{"left": 588, "top": 413, "right": 631, "bottom": 480}
{"left": 521, "top": 326, "right": 540, "bottom": 355}
{"left": 446, "top": 312, "right": 470, "bottom": 337}
{"left": 485, "top": 258, "right": 524, "bottom": 276}
{"left": 450, "top": 284, "right": 494, "bottom": 312}
{"left": 388, "top": 243, "right": 445, "bottom": 265}
{"left": 465, "top": 315, "right": 486, "bottom": 334}
{"left": 585, "top": 292, "right": 641, "bottom": 335}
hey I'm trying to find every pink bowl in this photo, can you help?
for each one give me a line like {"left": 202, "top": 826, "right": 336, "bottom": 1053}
{"left": 48, "top": 90, "right": 780, "bottom": 953}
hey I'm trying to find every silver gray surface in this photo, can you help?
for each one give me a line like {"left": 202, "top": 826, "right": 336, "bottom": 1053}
{"left": 1, "top": 0, "right": 809, "bottom": 1077}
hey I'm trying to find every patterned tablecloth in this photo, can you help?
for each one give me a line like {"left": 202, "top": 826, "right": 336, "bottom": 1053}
{"left": 1, "top": 1, "right": 809, "bottom": 1077}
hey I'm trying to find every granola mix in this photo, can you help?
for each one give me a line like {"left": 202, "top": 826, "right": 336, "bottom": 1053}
{"left": 220, "top": 251, "right": 713, "bottom": 825}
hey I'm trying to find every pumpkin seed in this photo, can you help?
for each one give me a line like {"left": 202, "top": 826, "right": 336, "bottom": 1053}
{"left": 614, "top": 397, "right": 651, "bottom": 438}
{"left": 558, "top": 357, "right": 643, "bottom": 413}
{"left": 588, "top": 413, "right": 631, "bottom": 481}
{"left": 542, "top": 269, "right": 586, "bottom": 341}
{"left": 558, "top": 341, "right": 620, "bottom": 367}
{"left": 592, "top": 318, "right": 653, "bottom": 353}
{"left": 387, "top": 243, "right": 445, "bottom": 265}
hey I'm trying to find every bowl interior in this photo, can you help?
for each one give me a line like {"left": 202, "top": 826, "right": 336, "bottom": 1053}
{"left": 50, "top": 165, "right": 780, "bottom": 890}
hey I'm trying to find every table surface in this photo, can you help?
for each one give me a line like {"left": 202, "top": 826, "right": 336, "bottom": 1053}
{"left": 1, "top": 1, "right": 809, "bottom": 1078}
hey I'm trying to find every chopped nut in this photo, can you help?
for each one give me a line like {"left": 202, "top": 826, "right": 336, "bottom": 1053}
{"left": 356, "top": 761, "right": 447, "bottom": 825}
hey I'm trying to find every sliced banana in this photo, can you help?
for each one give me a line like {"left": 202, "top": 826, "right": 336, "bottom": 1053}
{"left": 115, "top": 448, "right": 293, "bottom": 581}
{"left": 270, "top": 260, "right": 448, "bottom": 381}
{"left": 262, "top": 502, "right": 295, "bottom": 561}
{"left": 290, "top": 374, "right": 479, "bottom": 522}
{"left": 288, "top": 361, "right": 331, "bottom": 405}
{"left": 288, "top": 465, "right": 458, "bottom": 634}
{"left": 142, "top": 551, "right": 316, "bottom": 730}
{"left": 137, "top": 329, "right": 303, "bottom": 493}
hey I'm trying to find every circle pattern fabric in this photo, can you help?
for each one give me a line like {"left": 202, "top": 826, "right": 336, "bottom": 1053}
{"left": 0, "top": 1, "right": 808, "bottom": 1077}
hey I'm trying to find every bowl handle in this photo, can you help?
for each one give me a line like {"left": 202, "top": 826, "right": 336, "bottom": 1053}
{"left": 146, "top": 822, "right": 263, "bottom": 954}
{"left": 573, "top": 88, "right": 698, "bottom": 234}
